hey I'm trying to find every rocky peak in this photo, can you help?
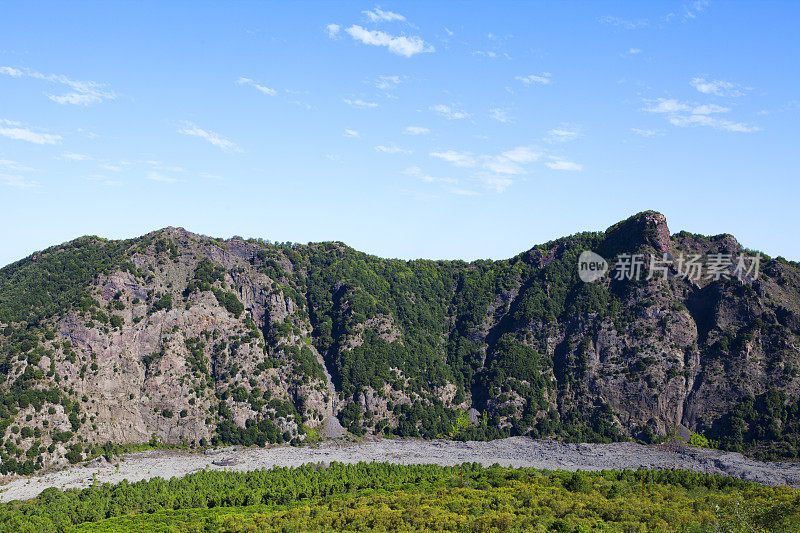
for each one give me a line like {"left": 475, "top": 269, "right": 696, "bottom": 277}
{"left": 603, "top": 210, "right": 671, "bottom": 256}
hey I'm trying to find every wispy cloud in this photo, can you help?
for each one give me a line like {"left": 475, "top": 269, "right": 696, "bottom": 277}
{"left": 344, "top": 129, "right": 360, "bottom": 138}
{"left": 61, "top": 152, "right": 92, "bottom": 161}
{"left": 0, "top": 156, "right": 38, "bottom": 188}
{"left": 363, "top": 8, "right": 406, "bottom": 23}
{"left": 86, "top": 174, "right": 121, "bottom": 187}
{"left": 450, "top": 187, "right": 479, "bottom": 196}
{"left": 643, "top": 98, "right": 728, "bottom": 114}
{"left": 0, "top": 159, "right": 34, "bottom": 172}
{"left": 502, "top": 146, "right": 542, "bottom": 163}
{"left": 642, "top": 97, "right": 759, "bottom": 132}
{"left": 429, "top": 143, "right": 577, "bottom": 191}
{"left": 690, "top": 77, "right": 746, "bottom": 97}
{"left": 200, "top": 172, "right": 224, "bottom": 180}
{"left": 374, "top": 75, "right": 402, "bottom": 90}
{"left": 430, "top": 150, "right": 476, "bottom": 167}
{"left": 403, "top": 126, "right": 429, "bottom": 135}
{"left": 343, "top": 25, "right": 434, "bottom": 57}
{"left": 515, "top": 73, "right": 552, "bottom": 85}
{"left": 326, "top": 24, "right": 341, "bottom": 38}
{"left": 489, "top": 108, "right": 512, "bottom": 123}
{"left": 546, "top": 158, "right": 583, "bottom": 171}
{"left": 375, "top": 144, "right": 411, "bottom": 154}
{"left": 0, "top": 66, "right": 115, "bottom": 105}
{"left": 146, "top": 171, "right": 184, "bottom": 183}
{"left": 625, "top": 48, "right": 642, "bottom": 56}
{"left": 478, "top": 174, "right": 514, "bottom": 193}
{"left": 681, "top": 0, "right": 709, "bottom": 21}
{"left": 599, "top": 15, "right": 648, "bottom": 29}
{"left": 344, "top": 98, "right": 379, "bottom": 109}
{"left": 236, "top": 77, "right": 277, "bottom": 96}
{"left": 482, "top": 156, "right": 524, "bottom": 175}
{"left": 431, "top": 104, "right": 470, "bottom": 120}
{"left": 0, "top": 67, "right": 22, "bottom": 77}
{"left": 667, "top": 114, "right": 759, "bottom": 132}
{"left": 631, "top": 128, "right": 662, "bottom": 137}
{"left": 546, "top": 127, "right": 581, "bottom": 142}
{"left": 425, "top": 143, "right": 562, "bottom": 194}
{"left": 1, "top": 173, "right": 39, "bottom": 188}
{"left": 178, "top": 122, "right": 242, "bottom": 152}
{"left": 0, "top": 118, "right": 62, "bottom": 144}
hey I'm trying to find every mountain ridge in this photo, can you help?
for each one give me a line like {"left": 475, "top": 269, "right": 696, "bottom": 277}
{"left": 1, "top": 210, "right": 799, "bottom": 475}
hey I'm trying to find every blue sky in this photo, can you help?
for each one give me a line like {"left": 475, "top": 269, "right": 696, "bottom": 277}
{"left": 1, "top": 1, "right": 798, "bottom": 267}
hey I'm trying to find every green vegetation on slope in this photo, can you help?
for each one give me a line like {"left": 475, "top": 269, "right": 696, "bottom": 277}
{"left": 0, "top": 463, "right": 797, "bottom": 532}
{"left": 0, "top": 237, "right": 130, "bottom": 324}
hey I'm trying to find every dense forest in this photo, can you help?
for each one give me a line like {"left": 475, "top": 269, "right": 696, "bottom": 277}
{"left": 0, "top": 462, "right": 798, "bottom": 532}
{"left": 0, "top": 211, "right": 799, "bottom": 472}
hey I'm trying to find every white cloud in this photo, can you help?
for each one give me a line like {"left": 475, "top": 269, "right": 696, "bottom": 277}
{"left": 374, "top": 75, "right": 401, "bottom": 90}
{"left": 344, "top": 98, "right": 379, "bottom": 109}
{"left": 449, "top": 187, "right": 479, "bottom": 196}
{"left": 430, "top": 150, "right": 476, "bottom": 167}
{"left": 502, "top": 146, "right": 542, "bottom": 163}
{"left": 178, "top": 122, "right": 242, "bottom": 152}
{"left": 200, "top": 172, "right": 224, "bottom": 180}
{"left": 326, "top": 24, "right": 341, "bottom": 38}
{"left": 0, "top": 157, "right": 37, "bottom": 188}
{"left": 668, "top": 114, "right": 760, "bottom": 132}
{"left": 516, "top": 73, "right": 552, "bottom": 85}
{"left": 0, "top": 66, "right": 22, "bottom": 77}
{"left": 344, "top": 129, "right": 360, "bottom": 138}
{"left": 599, "top": 15, "right": 648, "bottom": 29}
{"left": 417, "top": 174, "right": 457, "bottom": 186}
{"left": 691, "top": 77, "right": 746, "bottom": 97}
{"left": 429, "top": 143, "right": 582, "bottom": 192}
{"left": 489, "top": 108, "right": 512, "bottom": 123}
{"left": 99, "top": 163, "right": 123, "bottom": 172}
{"left": 236, "top": 77, "right": 277, "bottom": 96}
{"left": 546, "top": 158, "right": 583, "bottom": 171}
{"left": 403, "top": 126, "right": 429, "bottom": 135}
{"left": 375, "top": 144, "right": 411, "bottom": 154}
{"left": 631, "top": 128, "right": 662, "bottom": 137}
{"left": 0, "top": 159, "right": 34, "bottom": 172}
{"left": 363, "top": 8, "right": 406, "bottom": 22}
{"left": 345, "top": 25, "right": 434, "bottom": 57}
{"left": 61, "top": 152, "right": 92, "bottom": 161}
{"left": 0, "top": 119, "right": 62, "bottom": 144}
{"left": 643, "top": 98, "right": 727, "bottom": 115}
{"left": 643, "top": 98, "right": 758, "bottom": 132}
{"left": 49, "top": 93, "right": 102, "bottom": 105}
{"left": 1, "top": 173, "right": 38, "bottom": 188}
{"left": 431, "top": 104, "right": 470, "bottom": 120}
{"left": 626, "top": 48, "right": 642, "bottom": 55}
{"left": 546, "top": 127, "right": 581, "bottom": 142}
{"left": 146, "top": 171, "right": 183, "bottom": 183}
{"left": 0, "top": 66, "right": 115, "bottom": 105}
{"left": 86, "top": 174, "right": 121, "bottom": 187}
{"left": 482, "top": 156, "right": 523, "bottom": 175}
{"left": 479, "top": 174, "right": 513, "bottom": 193}
{"left": 682, "top": 0, "right": 709, "bottom": 21}
{"left": 401, "top": 166, "right": 422, "bottom": 175}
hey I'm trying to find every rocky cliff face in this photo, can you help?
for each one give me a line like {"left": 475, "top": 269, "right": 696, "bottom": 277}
{"left": 0, "top": 211, "right": 798, "bottom": 472}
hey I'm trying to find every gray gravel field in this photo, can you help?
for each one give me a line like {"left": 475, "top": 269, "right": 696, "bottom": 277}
{"left": 2, "top": 436, "right": 798, "bottom": 502}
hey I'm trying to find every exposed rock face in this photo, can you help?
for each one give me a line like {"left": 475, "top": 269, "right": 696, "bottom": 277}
{"left": 0, "top": 211, "right": 799, "bottom": 471}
